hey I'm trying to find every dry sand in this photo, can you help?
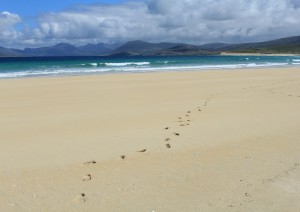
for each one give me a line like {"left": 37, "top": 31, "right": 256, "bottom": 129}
{"left": 1, "top": 67, "right": 300, "bottom": 211}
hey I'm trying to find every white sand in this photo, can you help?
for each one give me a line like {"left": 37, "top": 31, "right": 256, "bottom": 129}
{"left": 1, "top": 67, "right": 300, "bottom": 211}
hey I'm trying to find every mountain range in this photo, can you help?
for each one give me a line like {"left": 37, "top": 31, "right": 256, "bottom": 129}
{"left": 1, "top": 35, "right": 300, "bottom": 57}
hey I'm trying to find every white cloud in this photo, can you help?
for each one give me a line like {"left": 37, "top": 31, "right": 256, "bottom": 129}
{"left": 0, "top": 11, "right": 21, "bottom": 42}
{"left": 2, "top": 0, "right": 300, "bottom": 48}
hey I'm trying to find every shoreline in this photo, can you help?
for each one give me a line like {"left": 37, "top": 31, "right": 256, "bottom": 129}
{"left": 1, "top": 54, "right": 300, "bottom": 80}
{"left": 221, "top": 52, "right": 300, "bottom": 56}
{"left": 1, "top": 63, "right": 300, "bottom": 81}
{"left": 1, "top": 66, "right": 300, "bottom": 210}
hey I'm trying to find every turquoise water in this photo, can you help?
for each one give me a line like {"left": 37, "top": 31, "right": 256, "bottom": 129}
{"left": 0, "top": 55, "right": 300, "bottom": 78}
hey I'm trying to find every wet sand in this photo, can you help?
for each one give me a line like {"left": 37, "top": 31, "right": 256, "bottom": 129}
{"left": 1, "top": 67, "right": 300, "bottom": 211}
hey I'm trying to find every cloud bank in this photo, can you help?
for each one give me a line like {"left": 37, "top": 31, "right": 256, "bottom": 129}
{"left": 0, "top": 11, "right": 21, "bottom": 44}
{"left": 2, "top": 0, "right": 300, "bottom": 48}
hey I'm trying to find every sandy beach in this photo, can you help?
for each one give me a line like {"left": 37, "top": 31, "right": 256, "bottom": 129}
{"left": 1, "top": 67, "right": 300, "bottom": 211}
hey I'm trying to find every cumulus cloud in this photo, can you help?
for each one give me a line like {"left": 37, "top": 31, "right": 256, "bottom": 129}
{"left": 0, "top": 11, "right": 21, "bottom": 42}
{"left": 3, "top": 0, "right": 300, "bottom": 48}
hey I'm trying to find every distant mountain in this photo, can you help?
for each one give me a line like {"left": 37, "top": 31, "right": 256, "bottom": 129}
{"left": 1, "top": 42, "right": 122, "bottom": 57}
{"left": 210, "top": 36, "right": 300, "bottom": 54}
{"left": 1, "top": 35, "right": 300, "bottom": 57}
{"left": 78, "top": 43, "right": 121, "bottom": 55}
{"left": 0, "top": 47, "right": 24, "bottom": 57}
{"left": 199, "top": 43, "right": 230, "bottom": 51}
{"left": 113, "top": 40, "right": 183, "bottom": 54}
{"left": 23, "top": 43, "right": 90, "bottom": 56}
{"left": 153, "top": 44, "right": 219, "bottom": 56}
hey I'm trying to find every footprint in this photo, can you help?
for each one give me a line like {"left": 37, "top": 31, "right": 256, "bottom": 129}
{"left": 187, "top": 111, "right": 191, "bottom": 114}
{"left": 137, "top": 149, "right": 147, "bottom": 153}
{"left": 165, "top": 143, "right": 171, "bottom": 148}
{"left": 164, "top": 138, "right": 170, "bottom": 141}
{"left": 120, "top": 155, "right": 126, "bottom": 159}
{"left": 82, "top": 160, "right": 96, "bottom": 166}
{"left": 173, "top": 133, "right": 180, "bottom": 136}
{"left": 82, "top": 174, "right": 92, "bottom": 181}
{"left": 164, "top": 127, "right": 169, "bottom": 130}
{"left": 180, "top": 124, "right": 186, "bottom": 126}
{"left": 75, "top": 193, "right": 86, "bottom": 203}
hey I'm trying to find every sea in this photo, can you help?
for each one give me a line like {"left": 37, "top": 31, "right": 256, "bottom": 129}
{"left": 0, "top": 55, "right": 300, "bottom": 79}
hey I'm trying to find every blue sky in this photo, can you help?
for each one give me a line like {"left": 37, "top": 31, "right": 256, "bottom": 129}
{"left": 0, "top": 0, "right": 124, "bottom": 16}
{"left": 1, "top": 0, "right": 300, "bottom": 48}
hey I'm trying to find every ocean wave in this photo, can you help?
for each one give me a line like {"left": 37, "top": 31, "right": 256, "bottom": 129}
{"left": 0, "top": 68, "right": 113, "bottom": 78}
{"left": 153, "top": 61, "right": 176, "bottom": 64}
{"left": 81, "top": 63, "right": 105, "bottom": 67}
{"left": 104, "top": 62, "right": 150, "bottom": 66}
{"left": 0, "top": 61, "right": 298, "bottom": 79}
{"left": 292, "top": 59, "right": 300, "bottom": 62}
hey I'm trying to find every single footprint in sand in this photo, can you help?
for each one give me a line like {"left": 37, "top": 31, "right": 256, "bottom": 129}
{"left": 81, "top": 160, "right": 96, "bottom": 166}
{"left": 164, "top": 138, "right": 170, "bottom": 142}
{"left": 137, "top": 149, "right": 147, "bottom": 152}
{"left": 173, "top": 133, "right": 180, "bottom": 136}
{"left": 164, "top": 127, "right": 169, "bottom": 130}
{"left": 82, "top": 174, "right": 92, "bottom": 181}
{"left": 165, "top": 143, "right": 171, "bottom": 148}
{"left": 187, "top": 111, "right": 191, "bottom": 114}
{"left": 120, "top": 155, "right": 125, "bottom": 159}
{"left": 75, "top": 193, "right": 86, "bottom": 203}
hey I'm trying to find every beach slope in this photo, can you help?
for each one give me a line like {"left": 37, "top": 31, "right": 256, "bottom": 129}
{"left": 1, "top": 67, "right": 300, "bottom": 211}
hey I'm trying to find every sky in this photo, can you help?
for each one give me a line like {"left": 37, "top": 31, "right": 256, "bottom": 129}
{"left": 1, "top": 0, "right": 300, "bottom": 49}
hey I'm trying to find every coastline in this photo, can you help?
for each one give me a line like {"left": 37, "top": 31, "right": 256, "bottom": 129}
{"left": 221, "top": 52, "right": 300, "bottom": 56}
{"left": 1, "top": 54, "right": 300, "bottom": 79}
{"left": 1, "top": 67, "right": 300, "bottom": 210}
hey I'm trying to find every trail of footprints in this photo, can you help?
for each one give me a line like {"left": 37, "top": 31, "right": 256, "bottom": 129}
{"left": 162, "top": 94, "right": 216, "bottom": 149}
{"left": 226, "top": 154, "right": 300, "bottom": 209}
{"left": 76, "top": 87, "right": 297, "bottom": 204}
{"left": 77, "top": 94, "right": 217, "bottom": 203}
{"left": 263, "top": 162, "right": 300, "bottom": 184}
{"left": 266, "top": 88, "right": 300, "bottom": 98}
{"left": 265, "top": 80, "right": 300, "bottom": 98}
{"left": 241, "top": 79, "right": 300, "bottom": 99}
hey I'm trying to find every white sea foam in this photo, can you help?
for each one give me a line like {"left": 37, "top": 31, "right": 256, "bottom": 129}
{"left": 0, "top": 68, "right": 113, "bottom": 78}
{"left": 105, "top": 62, "right": 150, "bottom": 66}
{"left": 89, "top": 63, "right": 98, "bottom": 66}
{"left": 292, "top": 59, "right": 300, "bottom": 62}
{"left": 0, "top": 61, "right": 297, "bottom": 79}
